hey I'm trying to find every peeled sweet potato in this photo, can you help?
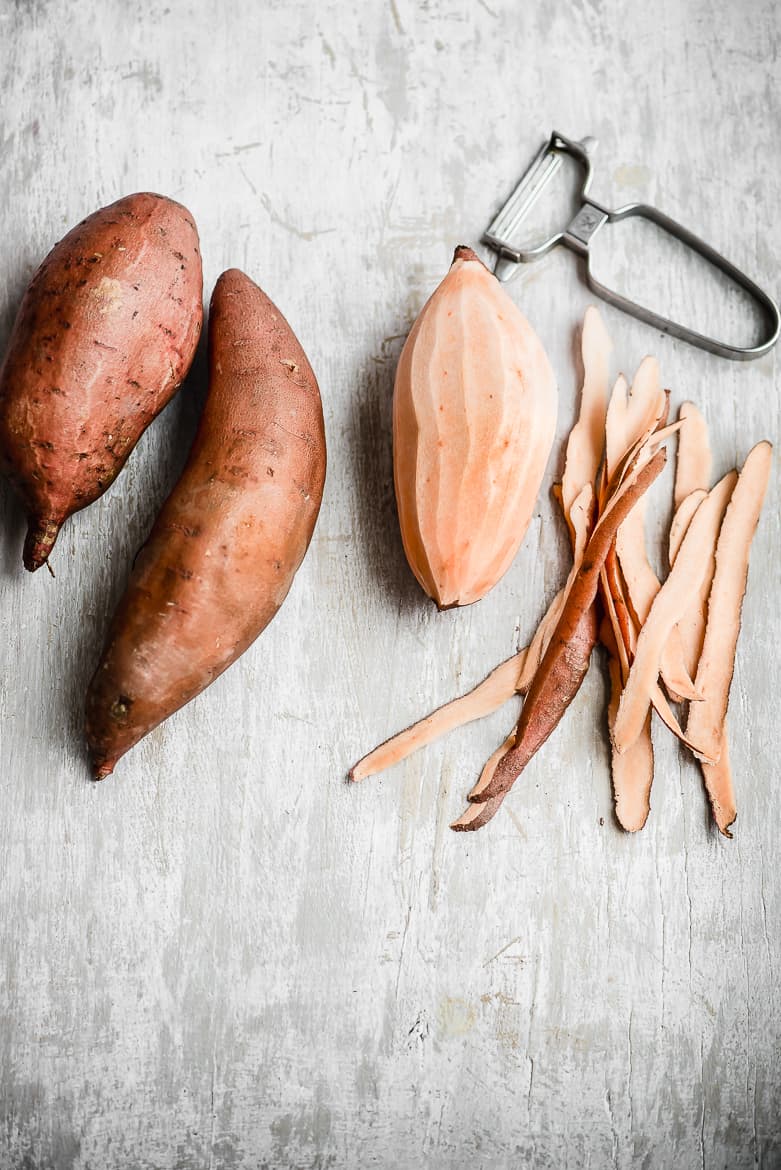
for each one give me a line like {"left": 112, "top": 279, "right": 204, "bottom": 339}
{"left": 85, "top": 269, "right": 326, "bottom": 778}
{"left": 393, "top": 246, "right": 557, "bottom": 608}
{"left": 0, "top": 192, "right": 203, "bottom": 570}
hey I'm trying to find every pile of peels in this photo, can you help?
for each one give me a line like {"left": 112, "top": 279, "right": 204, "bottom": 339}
{"left": 350, "top": 308, "right": 772, "bottom": 837}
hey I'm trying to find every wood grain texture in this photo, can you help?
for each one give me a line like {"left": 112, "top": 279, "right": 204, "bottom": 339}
{"left": 0, "top": 0, "right": 779, "bottom": 1167}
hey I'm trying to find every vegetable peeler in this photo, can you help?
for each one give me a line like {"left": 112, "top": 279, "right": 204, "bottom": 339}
{"left": 482, "top": 131, "right": 779, "bottom": 361}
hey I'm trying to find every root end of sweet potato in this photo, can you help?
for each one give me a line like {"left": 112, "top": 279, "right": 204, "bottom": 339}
{"left": 23, "top": 517, "right": 62, "bottom": 572}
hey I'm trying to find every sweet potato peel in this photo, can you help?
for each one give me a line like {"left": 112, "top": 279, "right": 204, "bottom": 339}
{"left": 700, "top": 731, "right": 736, "bottom": 838}
{"left": 349, "top": 484, "right": 594, "bottom": 785}
{"left": 350, "top": 309, "right": 771, "bottom": 840}
{"left": 686, "top": 442, "right": 772, "bottom": 768}
{"left": 669, "top": 489, "right": 707, "bottom": 565}
{"left": 561, "top": 307, "right": 611, "bottom": 526}
{"left": 612, "top": 474, "right": 739, "bottom": 757}
{"left": 607, "top": 657, "right": 654, "bottom": 832}
{"left": 348, "top": 651, "right": 527, "bottom": 783}
{"left": 451, "top": 736, "right": 514, "bottom": 831}
{"left": 472, "top": 449, "right": 666, "bottom": 804}
{"left": 674, "top": 402, "right": 712, "bottom": 512}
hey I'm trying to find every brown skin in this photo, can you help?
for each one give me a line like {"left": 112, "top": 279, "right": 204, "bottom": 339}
{"left": 0, "top": 192, "right": 203, "bottom": 570}
{"left": 85, "top": 268, "right": 326, "bottom": 779}
{"left": 472, "top": 449, "right": 666, "bottom": 804}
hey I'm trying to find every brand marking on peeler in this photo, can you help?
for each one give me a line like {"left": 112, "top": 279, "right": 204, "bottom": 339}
{"left": 566, "top": 205, "right": 607, "bottom": 245}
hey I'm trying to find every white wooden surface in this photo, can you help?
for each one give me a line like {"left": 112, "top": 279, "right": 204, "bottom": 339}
{"left": 1, "top": 2, "right": 779, "bottom": 1167}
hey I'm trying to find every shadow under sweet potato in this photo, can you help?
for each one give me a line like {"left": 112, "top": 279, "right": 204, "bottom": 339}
{"left": 346, "top": 338, "right": 425, "bottom": 618}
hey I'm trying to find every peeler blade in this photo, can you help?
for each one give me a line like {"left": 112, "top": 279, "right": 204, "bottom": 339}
{"left": 483, "top": 133, "right": 598, "bottom": 277}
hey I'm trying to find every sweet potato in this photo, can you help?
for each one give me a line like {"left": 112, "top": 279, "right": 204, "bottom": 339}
{"left": 0, "top": 192, "right": 203, "bottom": 570}
{"left": 85, "top": 269, "right": 326, "bottom": 778}
{"left": 393, "top": 246, "right": 557, "bottom": 608}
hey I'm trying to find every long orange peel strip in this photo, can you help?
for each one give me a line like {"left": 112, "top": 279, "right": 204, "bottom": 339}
{"left": 674, "top": 472, "right": 738, "bottom": 679}
{"left": 348, "top": 651, "right": 527, "bottom": 782}
{"left": 608, "top": 656, "right": 654, "bottom": 831}
{"left": 669, "top": 404, "right": 742, "bottom": 838}
{"left": 685, "top": 441, "right": 772, "bottom": 774}
{"left": 561, "top": 306, "right": 612, "bottom": 526}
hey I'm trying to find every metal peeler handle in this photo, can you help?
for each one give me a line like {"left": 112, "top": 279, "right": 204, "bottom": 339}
{"left": 483, "top": 131, "right": 780, "bottom": 362}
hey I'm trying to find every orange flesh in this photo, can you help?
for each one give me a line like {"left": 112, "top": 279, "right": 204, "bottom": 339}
{"left": 393, "top": 248, "right": 557, "bottom": 607}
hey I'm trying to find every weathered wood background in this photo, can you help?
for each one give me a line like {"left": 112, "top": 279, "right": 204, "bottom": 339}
{"left": 1, "top": 1, "right": 779, "bottom": 1167}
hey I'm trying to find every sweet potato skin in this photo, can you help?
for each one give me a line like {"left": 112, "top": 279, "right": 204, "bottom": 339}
{"left": 85, "top": 268, "right": 326, "bottom": 778}
{"left": 0, "top": 192, "right": 203, "bottom": 570}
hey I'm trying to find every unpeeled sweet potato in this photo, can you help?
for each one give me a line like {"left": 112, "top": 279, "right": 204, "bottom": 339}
{"left": 85, "top": 268, "right": 326, "bottom": 778}
{"left": 0, "top": 192, "right": 203, "bottom": 570}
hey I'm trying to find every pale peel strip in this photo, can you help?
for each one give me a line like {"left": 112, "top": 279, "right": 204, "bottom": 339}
{"left": 616, "top": 499, "right": 700, "bottom": 702}
{"left": 348, "top": 650, "right": 527, "bottom": 782}
{"left": 674, "top": 402, "right": 712, "bottom": 512}
{"left": 599, "top": 550, "right": 655, "bottom": 830}
{"left": 675, "top": 471, "right": 738, "bottom": 679}
{"left": 701, "top": 729, "right": 736, "bottom": 838}
{"left": 612, "top": 480, "right": 734, "bottom": 756}
{"left": 605, "top": 361, "right": 667, "bottom": 486}
{"left": 561, "top": 306, "right": 612, "bottom": 524}
{"left": 604, "top": 374, "right": 630, "bottom": 485}
{"left": 686, "top": 441, "right": 773, "bottom": 765}
{"left": 625, "top": 356, "right": 666, "bottom": 452}
{"left": 669, "top": 490, "right": 707, "bottom": 566}
{"left": 607, "top": 656, "right": 654, "bottom": 832}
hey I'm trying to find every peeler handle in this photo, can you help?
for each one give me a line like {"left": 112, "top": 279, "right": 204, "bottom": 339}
{"left": 564, "top": 199, "right": 780, "bottom": 361}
